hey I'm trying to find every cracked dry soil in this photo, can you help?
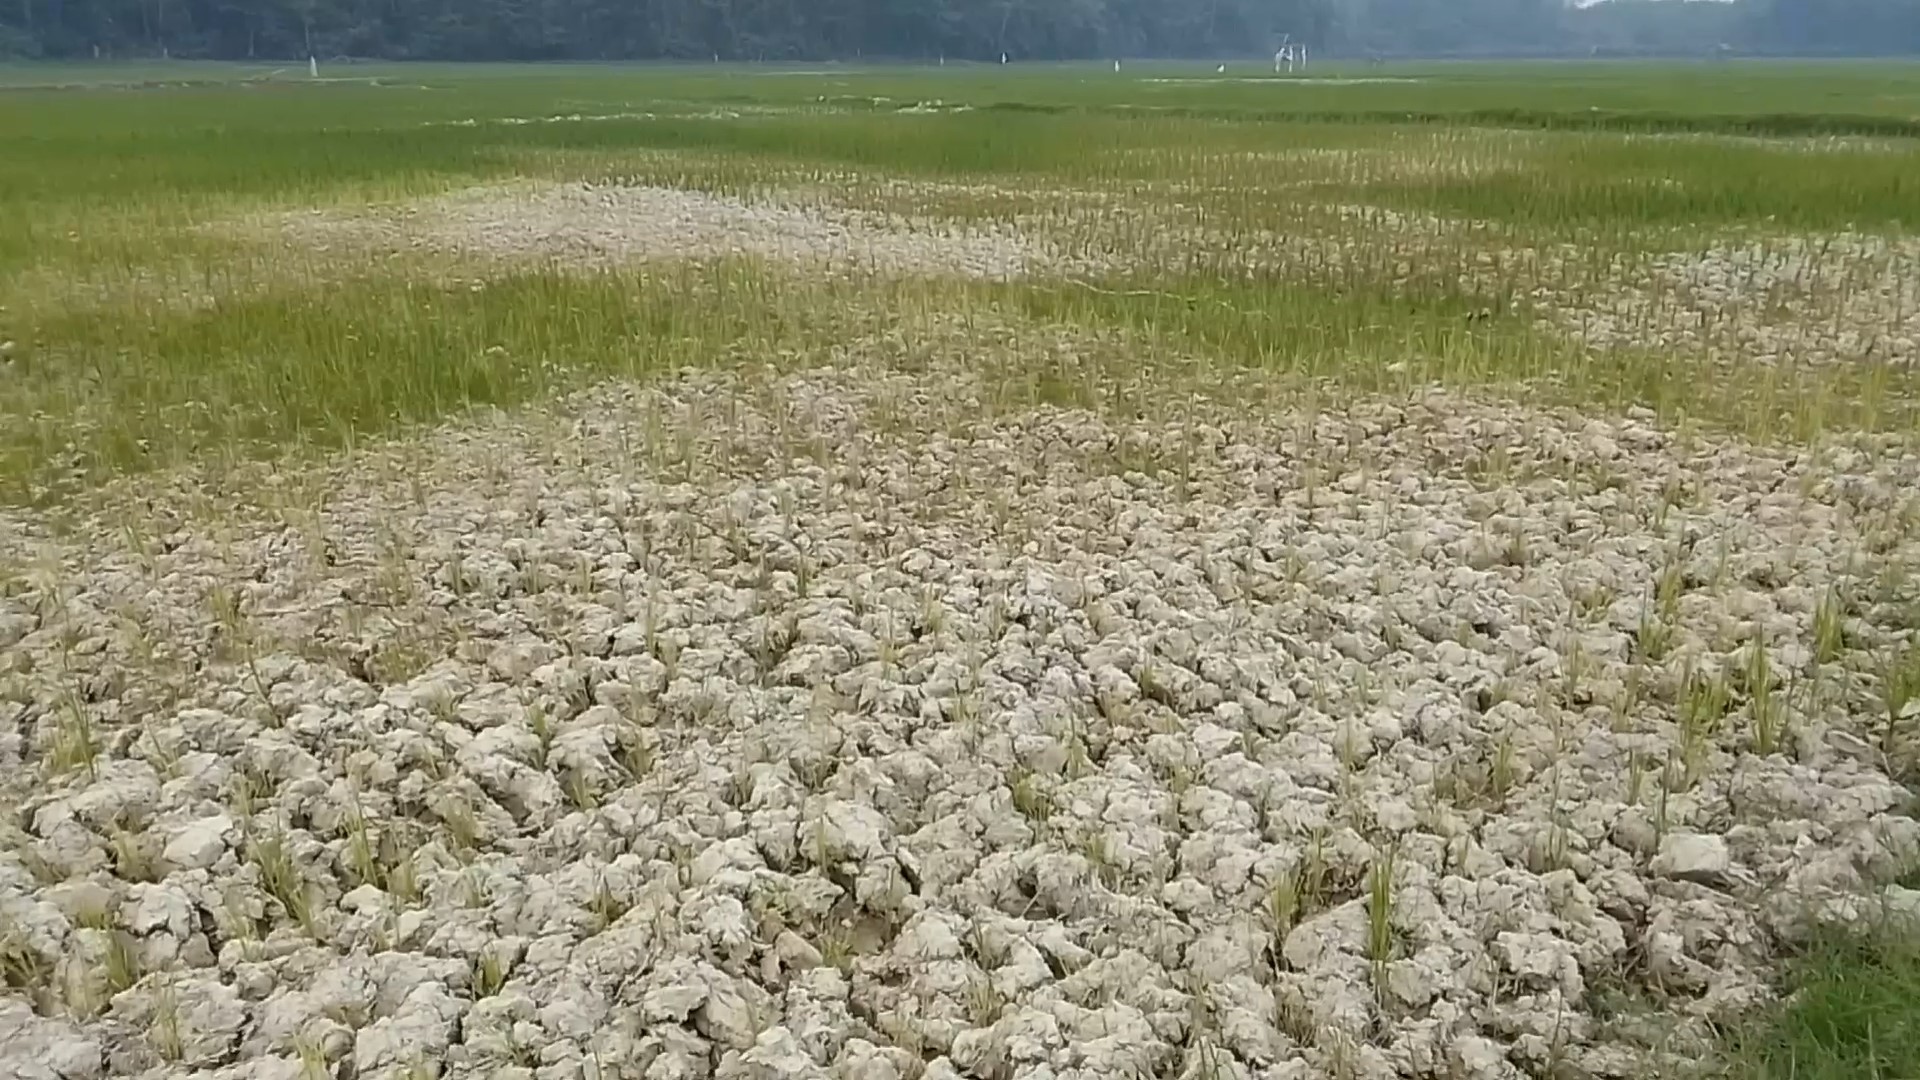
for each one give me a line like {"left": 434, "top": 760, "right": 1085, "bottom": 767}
{"left": 3, "top": 343, "right": 1920, "bottom": 1080}
{"left": 284, "top": 183, "right": 1093, "bottom": 282}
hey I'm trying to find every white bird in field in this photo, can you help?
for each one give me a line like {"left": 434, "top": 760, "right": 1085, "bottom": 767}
{"left": 1216, "top": 64, "right": 1226, "bottom": 73}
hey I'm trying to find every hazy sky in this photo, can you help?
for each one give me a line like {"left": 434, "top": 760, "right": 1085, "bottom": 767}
{"left": 1570, "top": 0, "right": 1735, "bottom": 7}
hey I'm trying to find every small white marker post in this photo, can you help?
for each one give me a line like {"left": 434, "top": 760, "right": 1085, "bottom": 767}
{"left": 309, "top": 55, "right": 319, "bottom": 79}
{"left": 1114, "top": 59, "right": 1121, "bottom": 73}
{"left": 1001, "top": 52, "right": 1008, "bottom": 65}
{"left": 1276, "top": 35, "right": 1308, "bottom": 75}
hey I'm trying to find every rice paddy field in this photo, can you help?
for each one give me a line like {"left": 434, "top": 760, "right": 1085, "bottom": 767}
{"left": 3, "top": 59, "right": 1920, "bottom": 1080}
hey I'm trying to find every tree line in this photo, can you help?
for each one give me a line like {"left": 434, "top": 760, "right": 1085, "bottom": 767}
{"left": 1, "top": 0, "right": 1915, "bottom": 62}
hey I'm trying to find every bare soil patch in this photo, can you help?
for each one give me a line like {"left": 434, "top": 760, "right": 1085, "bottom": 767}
{"left": 285, "top": 182, "right": 1097, "bottom": 281}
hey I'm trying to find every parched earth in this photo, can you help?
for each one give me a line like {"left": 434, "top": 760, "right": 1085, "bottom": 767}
{"left": 1549, "top": 233, "right": 1920, "bottom": 371}
{"left": 281, "top": 182, "right": 1100, "bottom": 282}
{"left": 3, "top": 322, "right": 1920, "bottom": 1080}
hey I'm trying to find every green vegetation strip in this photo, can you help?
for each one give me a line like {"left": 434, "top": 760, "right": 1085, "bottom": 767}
{"left": 1715, "top": 921, "right": 1920, "bottom": 1080}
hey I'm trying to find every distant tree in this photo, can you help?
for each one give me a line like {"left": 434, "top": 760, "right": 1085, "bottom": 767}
{"left": 0, "top": 0, "right": 1913, "bottom": 62}
{"left": 1746, "top": 0, "right": 1920, "bottom": 56}
{"left": 1566, "top": 0, "right": 1748, "bottom": 57}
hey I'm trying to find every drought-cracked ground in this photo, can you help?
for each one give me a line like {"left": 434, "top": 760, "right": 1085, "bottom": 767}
{"left": 4, "top": 309, "right": 1920, "bottom": 1079}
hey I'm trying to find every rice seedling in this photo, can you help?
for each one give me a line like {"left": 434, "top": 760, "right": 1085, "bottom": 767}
{"left": 102, "top": 929, "right": 143, "bottom": 998}
{"left": 965, "top": 971, "right": 1007, "bottom": 1027}
{"left": 150, "top": 978, "right": 186, "bottom": 1062}
{"left": 45, "top": 696, "right": 101, "bottom": 779}
{"left": 107, "top": 828, "right": 161, "bottom": 884}
{"left": 472, "top": 949, "right": 509, "bottom": 998}
{"left": 0, "top": 924, "right": 50, "bottom": 1005}
{"left": 1813, "top": 589, "right": 1847, "bottom": 666}
{"left": 1880, "top": 644, "right": 1920, "bottom": 778}
{"left": 589, "top": 878, "right": 629, "bottom": 932}
{"left": 294, "top": 1034, "right": 331, "bottom": 1080}
{"left": 1678, "top": 667, "right": 1733, "bottom": 788}
{"left": 1744, "top": 637, "right": 1788, "bottom": 759}
{"left": 248, "top": 829, "right": 316, "bottom": 935}
{"left": 1367, "top": 842, "right": 1400, "bottom": 1001}
{"left": 1009, "top": 768, "right": 1052, "bottom": 824}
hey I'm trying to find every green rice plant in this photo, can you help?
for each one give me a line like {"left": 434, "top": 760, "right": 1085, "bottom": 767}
{"left": 564, "top": 770, "right": 599, "bottom": 812}
{"left": 473, "top": 950, "right": 509, "bottom": 998}
{"left": 1654, "top": 754, "right": 1675, "bottom": 856}
{"left": 1880, "top": 644, "right": 1920, "bottom": 767}
{"left": 527, "top": 701, "right": 554, "bottom": 769}
{"left": 457, "top": 867, "right": 493, "bottom": 909}
{"left": 1064, "top": 726, "right": 1094, "bottom": 782}
{"left": 1678, "top": 667, "right": 1732, "bottom": 788}
{"left": 0, "top": 924, "right": 50, "bottom": 1004}
{"left": 103, "top": 930, "right": 143, "bottom": 998}
{"left": 1009, "top": 768, "right": 1051, "bottom": 824}
{"left": 1078, "top": 829, "right": 1123, "bottom": 890}
{"left": 1745, "top": 638, "right": 1787, "bottom": 758}
{"left": 108, "top": 828, "right": 162, "bottom": 884}
{"left": 68, "top": 892, "right": 115, "bottom": 932}
{"left": 440, "top": 798, "right": 482, "bottom": 857}
{"left": 965, "top": 971, "right": 1006, "bottom": 1027}
{"left": 1636, "top": 606, "right": 1675, "bottom": 666}
{"left": 1367, "top": 843, "right": 1400, "bottom": 997}
{"left": 1268, "top": 830, "right": 1333, "bottom": 964}
{"left": 248, "top": 829, "right": 316, "bottom": 935}
{"left": 816, "top": 922, "right": 856, "bottom": 975}
{"left": 1267, "top": 874, "right": 1304, "bottom": 960}
{"left": 294, "top": 1034, "right": 331, "bottom": 1080}
{"left": 387, "top": 853, "right": 423, "bottom": 906}
{"left": 589, "top": 878, "right": 629, "bottom": 932}
{"left": 615, "top": 710, "right": 658, "bottom": 783}
{"left": 1485, "top": 733, "right": 1517, "bottom": 810}
{"left": 1813, "top": 589, "right": 1847, "bottom": 666}
{"left": 45, "top": 696, "right": 101, "bottom": 779}
{"left": 1573, "top": 581, "right": 1617, "bottom": 624}
{"left": 341, "top": 798, "right": 383, "bottom": 890}
{"left": 150, "top": 979, "right": 186, "bottom": 1062}
{"left": 1656, "top": 558, "right": 1686, "bottom": 617}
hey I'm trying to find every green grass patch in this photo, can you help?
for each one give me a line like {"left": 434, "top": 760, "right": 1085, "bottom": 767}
{"left": 0, "top": 261, "right": 855, "bottom": 500}
{"left": 1358, "top": 131, "right": 1920, "bottom": 233}
{"left": 1715, "top": 921, "right": 1920, "bottom": 1080}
